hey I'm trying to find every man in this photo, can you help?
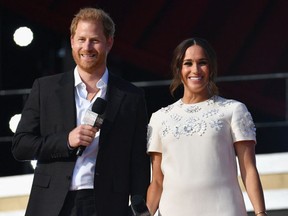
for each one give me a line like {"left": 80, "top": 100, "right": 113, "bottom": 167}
{"left": 12, "top": 8, "right": 150, "bottom": 216}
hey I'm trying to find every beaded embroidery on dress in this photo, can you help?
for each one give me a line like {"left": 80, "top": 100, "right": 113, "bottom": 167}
{"left": 148, "top": 96, "right": 255, "bottom": 142}
{"left": 147, "top": 96, "right": 256, "bottom": 216}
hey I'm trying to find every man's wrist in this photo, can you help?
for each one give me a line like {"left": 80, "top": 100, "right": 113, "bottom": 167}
{"left": 67, "top": 142, "right": 76, "bottom": 150}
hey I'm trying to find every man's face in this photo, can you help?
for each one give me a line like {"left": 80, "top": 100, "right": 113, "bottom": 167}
{"left": 70, "top": 20, "right": 113, "bottom": 74}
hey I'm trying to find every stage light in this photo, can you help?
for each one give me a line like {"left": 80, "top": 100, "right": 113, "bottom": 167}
{"left": 31, "top": 160, "right": 37, "bottom": 169}
{"left": 9, "top": 114, "right": 21, "bottom": 133}
{"left": 13, "top": 26, "right": 34, "bottom": 47}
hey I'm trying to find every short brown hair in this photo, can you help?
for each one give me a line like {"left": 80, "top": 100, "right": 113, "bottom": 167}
{"left": 170, "top": 37, "right": 219, "bottom": 97}
{"left": 70, "top": 7, "right": 115, "bottom": 39}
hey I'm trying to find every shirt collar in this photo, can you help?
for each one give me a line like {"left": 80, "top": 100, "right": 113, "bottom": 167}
{"left": 73, "top": 67, "right": 109, "bottom": 89}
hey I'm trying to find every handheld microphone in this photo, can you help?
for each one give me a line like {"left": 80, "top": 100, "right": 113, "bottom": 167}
{"left": 130, "top": 195, "right": 151, "bottom": 216}
{"left": 76, "top": 97, "right": 107, "bottom": 156}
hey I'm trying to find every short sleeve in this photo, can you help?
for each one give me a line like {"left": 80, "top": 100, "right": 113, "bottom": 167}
{"left": 230, "top": 102, "right": 256, "bottom": 143}
{"left": 147, "top": 111, "right": 163, "bottom": 153}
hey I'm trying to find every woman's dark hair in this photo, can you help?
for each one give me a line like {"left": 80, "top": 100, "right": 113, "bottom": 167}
{"left": 169, "top": 37, "right": 219, "bottom": 97}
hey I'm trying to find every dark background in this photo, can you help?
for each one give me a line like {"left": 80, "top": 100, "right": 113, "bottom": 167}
{"left": 0, "top": 0, "right": 287, "bottom": 176}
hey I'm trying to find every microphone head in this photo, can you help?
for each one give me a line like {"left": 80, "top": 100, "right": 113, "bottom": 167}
{"left": 92, "top": 97, "right": 107, "bottom": 114}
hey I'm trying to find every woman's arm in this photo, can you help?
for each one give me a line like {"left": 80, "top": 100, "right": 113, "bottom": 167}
{"left": 146, "top": 152, "right": 163, "bottom": 215}
{"left": 235, "top": 141, "right": 267, "bottom": 216}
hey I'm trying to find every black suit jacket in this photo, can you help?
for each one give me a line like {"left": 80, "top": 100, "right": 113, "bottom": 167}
{"left": 12, "top": 71, "right": 150, "bottom": 216}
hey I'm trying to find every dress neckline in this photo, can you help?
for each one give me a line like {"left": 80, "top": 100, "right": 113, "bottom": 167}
{"left": 179, "top": 95, "right": 216, "bottom": 106}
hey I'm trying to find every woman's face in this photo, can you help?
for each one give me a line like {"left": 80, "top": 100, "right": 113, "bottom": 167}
{"left": 180, "top": 45, "right": 210, "bottom": 99}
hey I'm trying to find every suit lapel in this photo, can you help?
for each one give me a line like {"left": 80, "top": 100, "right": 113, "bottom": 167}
{"left": 50, "top": 72, "right": 125, "bottom": 147}
{"left": 55, "top": 71, "right": 76, "bottom": 130}
{"left": 99, "top": 73, "right": 125, "bottom": 146}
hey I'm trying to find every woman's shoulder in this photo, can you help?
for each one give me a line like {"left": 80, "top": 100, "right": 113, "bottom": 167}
{"left": 149, "top": 100, "right": 180, "bottom": 123}
{"left": 153, "top": 100, "right": 180, "bottom": 114}
{"left": 214, "top": 95, "right": 245, "bottom": 107}
{"left": 213, "top": 96, "right": 251, "bottom": 116}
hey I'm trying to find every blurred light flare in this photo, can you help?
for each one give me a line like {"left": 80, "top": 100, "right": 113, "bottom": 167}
{"left": 13, "top": 26, "right": 33, "bottom": 47}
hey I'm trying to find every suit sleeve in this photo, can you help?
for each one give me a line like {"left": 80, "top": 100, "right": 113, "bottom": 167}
{"left": 130, "top": 91, "right": 151, "bottom": 198}
{"left": 12, "top": 79, "right": 74, "bottom": 162}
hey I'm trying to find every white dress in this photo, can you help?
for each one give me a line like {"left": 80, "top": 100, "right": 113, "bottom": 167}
{"left": 147, "top": 96, "right": 256, "bottom": 216}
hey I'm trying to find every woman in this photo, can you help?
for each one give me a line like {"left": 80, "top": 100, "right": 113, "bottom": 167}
{"left": 146, "top": 37, "right": 267, "bottom": 216}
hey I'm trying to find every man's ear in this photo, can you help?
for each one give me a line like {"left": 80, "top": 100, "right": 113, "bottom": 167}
{"left": 106, "top": 37, "right": 114, "bottom": 53}
{"left": 70, "top": 35, "right": 74, "bottom": 48}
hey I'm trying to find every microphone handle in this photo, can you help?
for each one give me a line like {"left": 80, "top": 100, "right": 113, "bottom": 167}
{"left": 76, "top": 117, "right": 103, "bottom": 156}
{"left": 76, "top": 146, "right": 86, "bottom": 156}
{"left": 75, "top": 98, "right": 106, "bottom": 157}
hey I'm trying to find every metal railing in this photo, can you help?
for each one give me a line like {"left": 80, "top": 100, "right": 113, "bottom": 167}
{"left": 0, "top": 72, "right": 287, "bottom": 142}
{"left": 133, "top": 72, "right": 288, "bottom": 125}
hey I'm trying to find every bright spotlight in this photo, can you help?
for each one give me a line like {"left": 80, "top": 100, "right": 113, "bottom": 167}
{"left": 9, "top": 114, "right": 21, "bottom": 133}
{"left": 31, "top": 160, "right": 37, "bottom": 169}
{"left": 13, "top": 26, "right": 34, "bottom": 47}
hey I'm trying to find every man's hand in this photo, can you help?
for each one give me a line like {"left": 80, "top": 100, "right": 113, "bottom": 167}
{"left": 68, "top": 125, "right": 99, "bottom": 148}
